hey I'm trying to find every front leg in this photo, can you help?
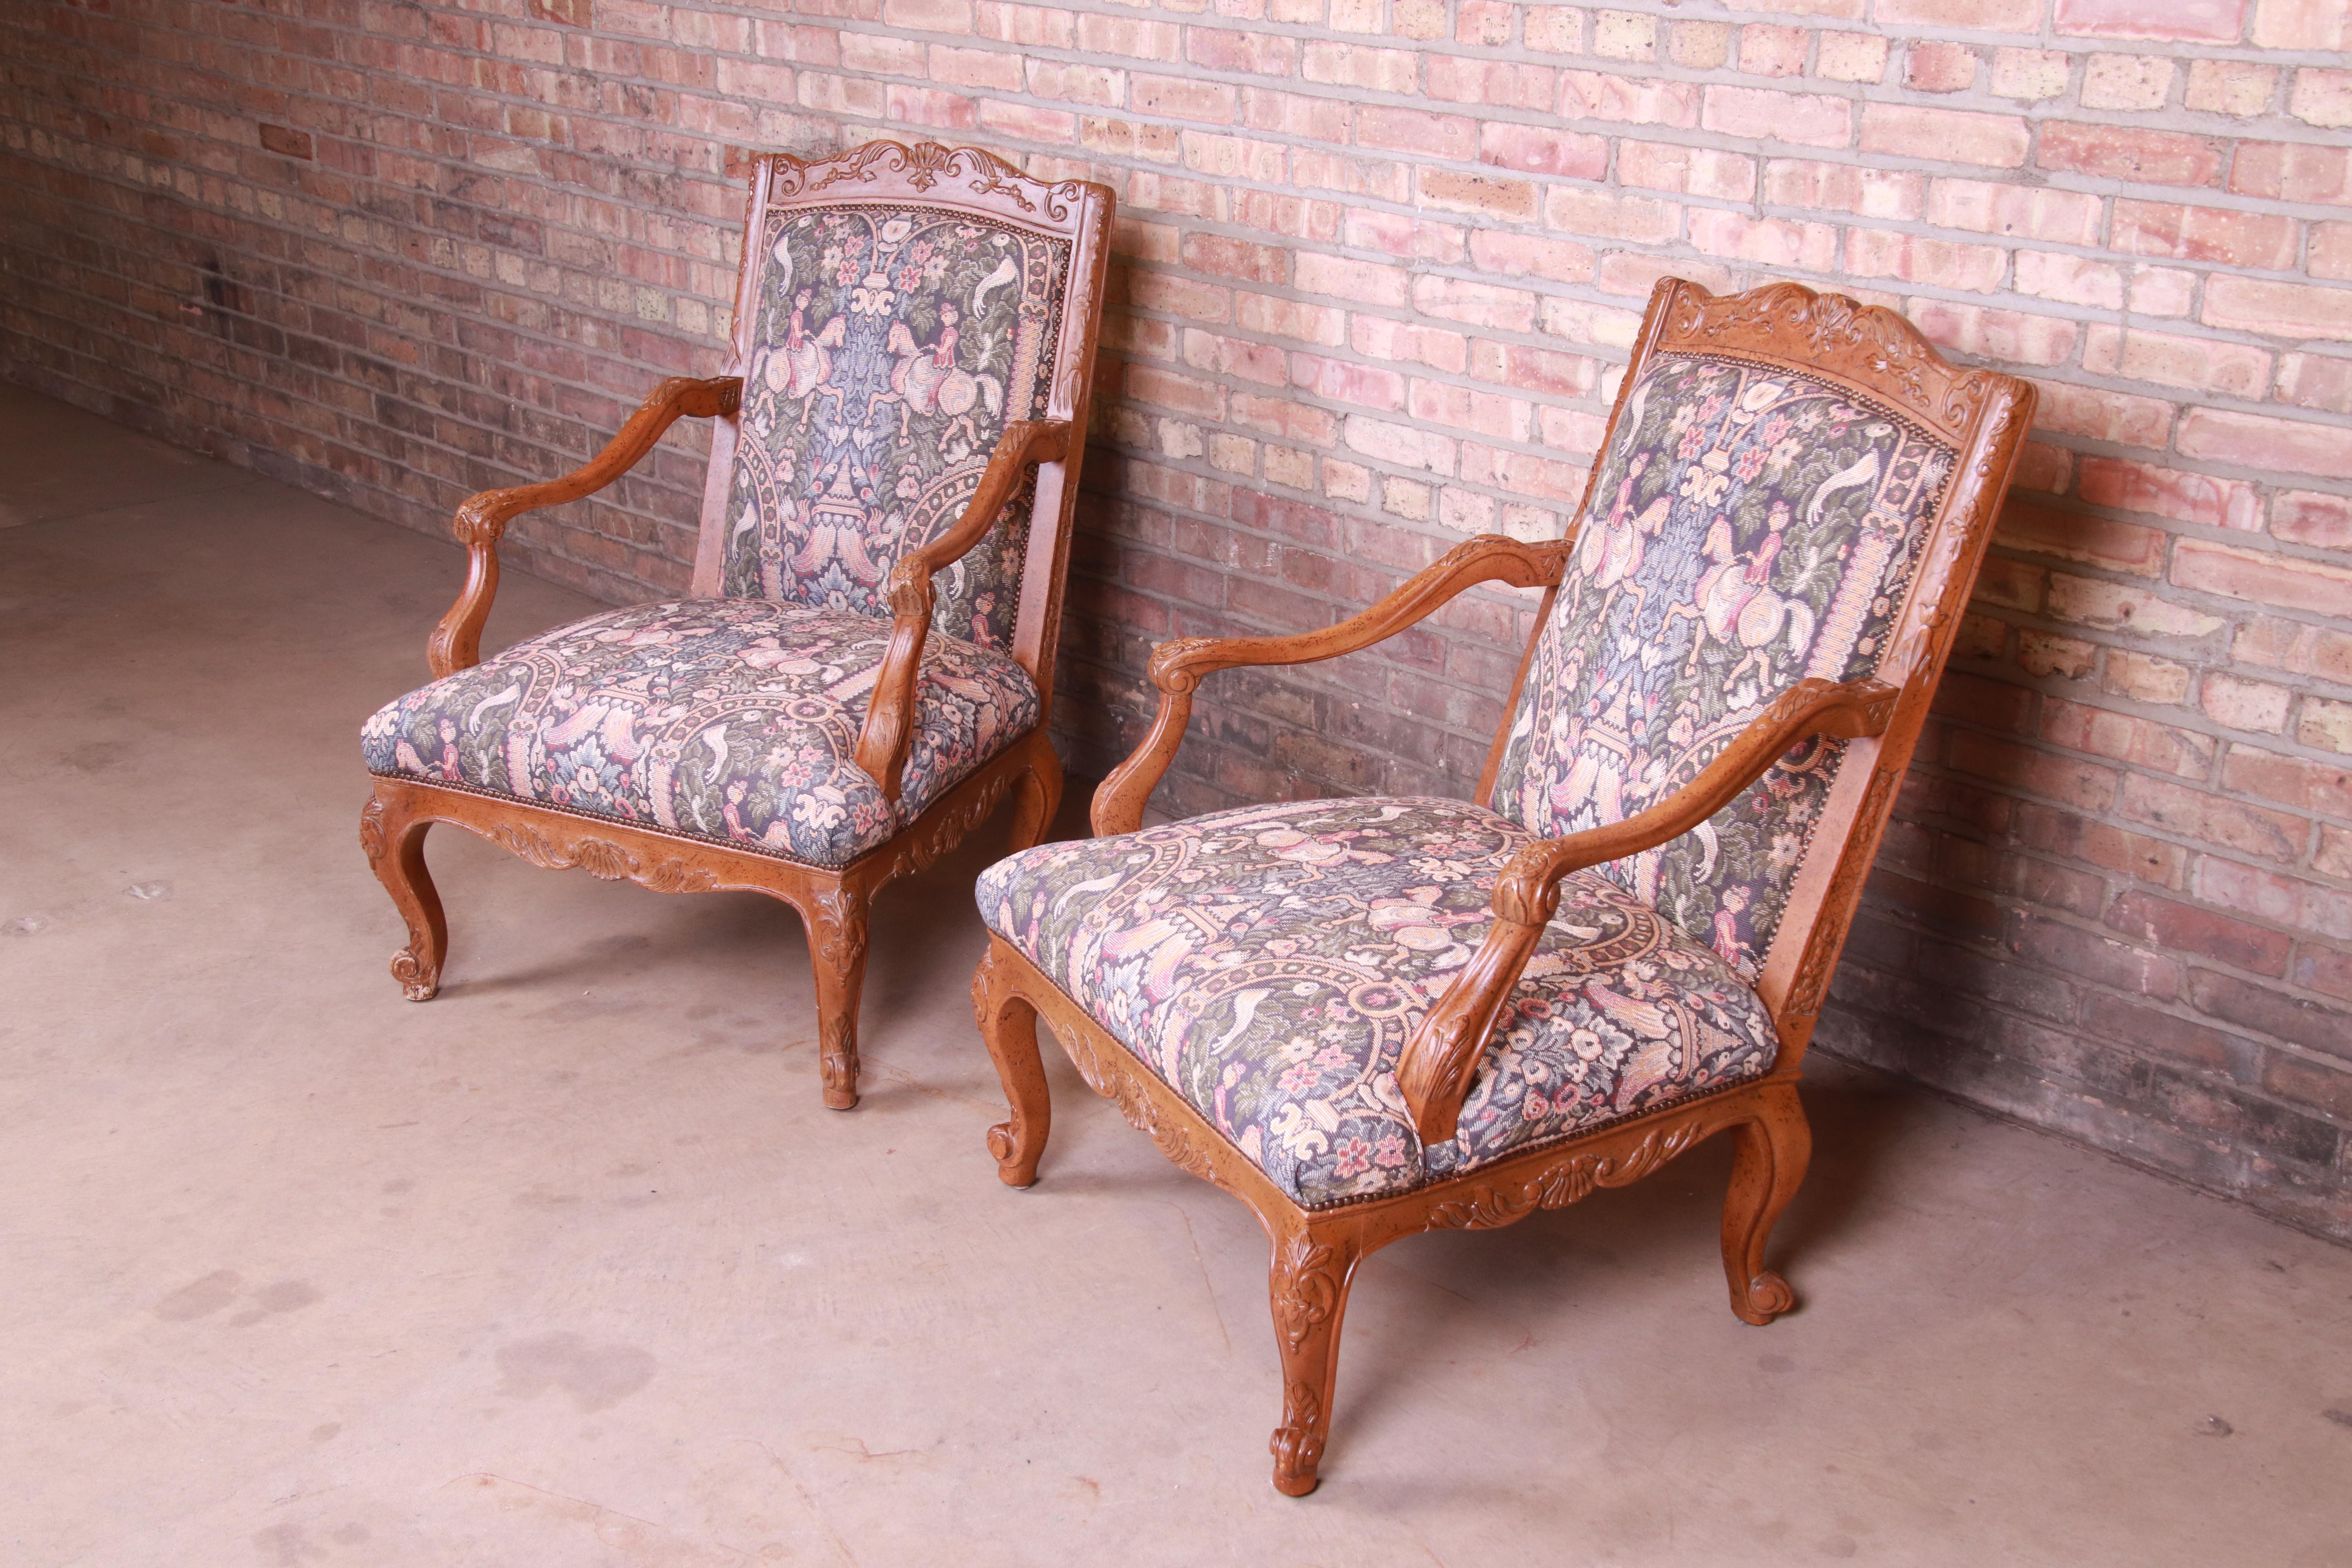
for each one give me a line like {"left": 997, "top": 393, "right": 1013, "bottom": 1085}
{"left": 1720, "top": 1080, "right": 1810, "bottom": 1325}
{"left": 360, "top": 789, "right": 447, "bottom": 1001}
{"left": 1265, "top": 1219, "right": 1363, "bottom": 1496}
{"left": 804, "top": 882, "right": 871, "bottom": 1110}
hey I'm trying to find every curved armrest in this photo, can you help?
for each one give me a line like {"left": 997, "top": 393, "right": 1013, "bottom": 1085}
{"left": 427, "top": 375, "right": 743, "bottom": 677}
{"left": 1089, "top": 534, "right": 1572, "bottom": 835}
{"left": 852, "top": 419, "right": 1073, "bottom": 804}
{"left": 1396, "top": 675, "right": 1901, "bottom": 1144}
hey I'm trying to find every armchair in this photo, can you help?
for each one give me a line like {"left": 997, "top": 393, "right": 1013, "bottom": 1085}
{"left": 970, "top": 278, "right": 2036, "bottom": 1492}
{"left": 360, "top": 142, "right": 1111, "bottom": 1109}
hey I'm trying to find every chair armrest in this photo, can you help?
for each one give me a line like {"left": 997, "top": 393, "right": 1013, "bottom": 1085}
{"left": 1089, "top": 534, "right": 1572, "bottom": 835}
{"left": 1395, "top": 675, "right": 1901, "bottom": 1144}
{"left": 851, "top": 419, "right": 1073, "bottom": 804}
{"left": 427, "top": 375, "right": 743, "bottom": 677}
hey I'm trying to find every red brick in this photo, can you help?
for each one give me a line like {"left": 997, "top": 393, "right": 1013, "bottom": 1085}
{"left": 2056, "top": 0, "right": 2250, "bottom": 41}
{"left": 2221, "top": 745, "right": 2352, "bottom": 816}
{"left": 1996, "top": 499, "right": 2165, "bottom": 576}
{"left": 2291, "top": 66, "right": 2352, "bottom": 129}
{"left": 1861, "top": 105, "right": 2030, "bottom": 169}
{"left": 2201, "top": 277, "right": 2352, "bottom": 344}
{"left": 1355, "top": 106, "right": 1476, "bottom": 161}
{"left": 1765, "top": 159, "right": 1924, "bottom": 221}
{"left": 2177, "top": 410, "right": 2352, "bottom": 482}
{"left": 1904, "top": 41, "right": 1978, "bottom": 94}
{"left": 1425, "top": 55, "right": 1556, "bottom": 111}
{"left": 2190, "top": 971, "right": 2352, "bottom": 1062}
{"left": 1688, "top": 211, "right": 1838, "bottom": 271}
{"left": 1844, "top": 230, "right": 2006, "bottom": 293}
{"left": 1466, "top": 230, "right": 1596, "bottom": 285}
{"left": 1738, "top": 24, "right": 1806, "bottom": 77}
{"left": 1704, "top": 85, "right": 1853, "bottom": 148}
{"left": 2076, "top": 458, "right": 2260, "bottom": 532}
{"left": 1476, "top": 122, "right": 1608, "bottom": 180}
{"left": 2275, "top": 354, "right": 2352, "bottom": 416}
{"left": 2122, "top": 774, "right": 2308, "bottom": 863}
{"left": 2271, "top": 491, "right": 2352, "bottom": 550}
{"left": 1542, "top": 187, "right": 1681, "bottom": 244}
{"left": 2231, "top": 140, "right": 2352, "bottom": 207}
{"left": 2037, "top": 123, "right": 2224, "bottom": 187}
{"left": 2013, "top": 913, "right": 2185, "bottom": 1000}
{"left": 1879, "top": 0, "right": 2040, "bottom": 23}
{"left": 1185, "top": 27, "right": 1296, "bottom": 75}
{"left": 1947, "top": 731, "right": 2121, "bottom": 812}
{"left": 2112, "top": 200, "right": 2300, "bottom": 270}
{"left": 1926, "top": 180, "right": 2101, "bottom": 245}
{"left": 1558, "top": 71, "right": 1701, "bottom": 127}
{"left": 1618, "top": 140, "right": 1755, "bottom": 201}
{"left": 2081, "top": 326, "right": 2272, "bottom": 399}
{"left": 2042, "top": 699, "right": 2216, "bottom": 779}
{"left": 2031, "top": 382, "right": 2174, "bottom": 449}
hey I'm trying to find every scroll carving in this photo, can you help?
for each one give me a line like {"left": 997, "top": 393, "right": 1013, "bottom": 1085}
{"left": 1423, "top": 1122, "right": 1706, "bottom": 1231}
{"left": 491, "top": 823, "right": 720, "bottom": 894}
{"left": 1662, "top": 280, "right": 1984, "bottom": 441}
{"left": 768, "top": 141, "right": 1083, "bottom": 223}
{"left": 1269, "top": 1380, "right": 1325, "bottom": 1481}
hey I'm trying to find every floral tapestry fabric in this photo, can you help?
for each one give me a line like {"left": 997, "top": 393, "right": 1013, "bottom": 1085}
{"left": 722, "top": 203, "right": 1073, "bottom": 652}
{"left": 978, "top": 797, "right": 1779, "bottom": 1208}
{"left": 1490, "top": 350, "right": 1957, "bottom": 980}
{"left": 364, "top": 600, "right": 1038, "bottom": 869}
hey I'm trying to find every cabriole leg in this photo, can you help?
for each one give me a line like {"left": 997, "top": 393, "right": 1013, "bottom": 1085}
{"left": 1266, "top": 1219, "right": 1363, "bottom": 1497}
{"left": 1005, "top": 735, "right": 1064, "bottom": 854}
{"left": 360, "top": 791, "right": 446, "bottom": 1002}
{"left": 972, "top": 943, "right": 1052, "bottom": 1186}
{"left": 1720, "top": 1082, "right": 1811, "bottom": 1326}
{"left": 805, "top": 883, "right": 871, "bottom": 1111}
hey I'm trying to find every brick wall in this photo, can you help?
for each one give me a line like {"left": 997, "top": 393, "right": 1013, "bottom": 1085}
{"left": 5, "top": 0, "right": 2349, "bottom": 1236}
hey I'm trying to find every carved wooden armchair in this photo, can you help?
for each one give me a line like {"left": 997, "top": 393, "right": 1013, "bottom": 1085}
{"left": 360, "top": 142, "right": 1110, "bottom": 1108}
{"left": 971, "top": 278, "right": 2035, "bottom": 1492}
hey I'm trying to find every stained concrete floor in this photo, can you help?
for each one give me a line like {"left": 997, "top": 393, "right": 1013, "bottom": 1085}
{"left": 2, "top": 379, "right": 2348, "bottom": 1567}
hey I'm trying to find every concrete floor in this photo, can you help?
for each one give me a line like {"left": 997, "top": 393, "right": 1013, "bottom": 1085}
{"left": 2, "top": 380, "right": 2347, "bottom": 1567}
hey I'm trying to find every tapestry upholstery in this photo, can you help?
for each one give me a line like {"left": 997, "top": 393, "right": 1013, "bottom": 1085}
{"left": 1490, "top": 351, "right": 1958, "bottom": 979}
{"left": 364, "top": 600, "right": 1038, "bottom": 869}
{"left": 978, "top": 797, "right": 1779, "bottom": 1208}
{"left": 722, "top": 203, "right": 1074, "bottom": 652}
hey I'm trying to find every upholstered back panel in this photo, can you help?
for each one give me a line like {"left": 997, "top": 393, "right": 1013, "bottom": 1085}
{"left": 722, "top": 203, "right": 1074, "bottom": 652}
{"left": 1489, "top": 351, "right": 1960, "bottom": 980}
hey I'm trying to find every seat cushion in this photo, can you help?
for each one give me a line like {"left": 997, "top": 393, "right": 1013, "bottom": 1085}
{"left": 978, "top": 797, "right": 1780, "bottom": 1208}
{"left": 363, "top": 600, "right": 1038, "bottom": 869}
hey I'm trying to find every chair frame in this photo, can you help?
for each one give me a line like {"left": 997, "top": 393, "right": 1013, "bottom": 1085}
{"left": 971, "top": 276, "right": 2036, "bottom": 1494}
{"left": 362, "top": 142, "right": 1112, "bottom": 1109}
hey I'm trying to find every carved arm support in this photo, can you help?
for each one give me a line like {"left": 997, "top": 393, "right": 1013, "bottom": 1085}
{"left": 1089, "top": 534, "right": 1573, "bottom": 836}
{"left": 427, "top": 375, "right": 743, "bottom": 677}
{"left": 852, "top": 419, "right": 1073, "bottom": 804}
{"left": 1396, "top": 675, "right": 1902, "bottom": 1145}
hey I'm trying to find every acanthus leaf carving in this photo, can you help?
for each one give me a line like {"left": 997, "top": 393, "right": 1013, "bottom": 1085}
{"left": 358, "top": 796, "right": 389, "bottom": 862}
{"left": 1271, "top": 1230, "right": 1341, "bottom": 1352}
{"left": 490, "top": 823, "right": 719, "bottom": 894}
{"left": 766, "top": 141, "right": 1081, "bottom": 223}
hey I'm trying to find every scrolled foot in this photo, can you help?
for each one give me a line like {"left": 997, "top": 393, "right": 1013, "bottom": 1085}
{"left": 1269, "top": 1390, "right": 1325, "bottom": 1496}
{"left": 986, "top": 1121, "right": 1040, "bottom": 1187}
{"left": 390, "top": 945, "right": 441, "bottom": 1002}
{"left": 820, "top": 1052, "right": 860, "bottom": 1111}
{"left": 1733, "top": 1269, "right": 1796, "bottom": 1326}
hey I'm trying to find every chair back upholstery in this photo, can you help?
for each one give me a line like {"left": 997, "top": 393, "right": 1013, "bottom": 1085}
{"left": 1488, "top": 280, "right": 2032, "bottom": 1007}
{"left": 692, "top": 144, "right": 1111, "bottom": 679}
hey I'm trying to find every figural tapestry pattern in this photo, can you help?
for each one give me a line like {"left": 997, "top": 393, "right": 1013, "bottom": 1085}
{"left": 979, "top": 797, "right": 1780, "bottom": 1207}
{"left": 1491, "top": 351, "right": 1958, "bottom": 979}
{"left": 721, "top": 203, "right": 1073, "bottom": 651}
{"left": 364, "top": 599, "right": 1039, "bottom": 869}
